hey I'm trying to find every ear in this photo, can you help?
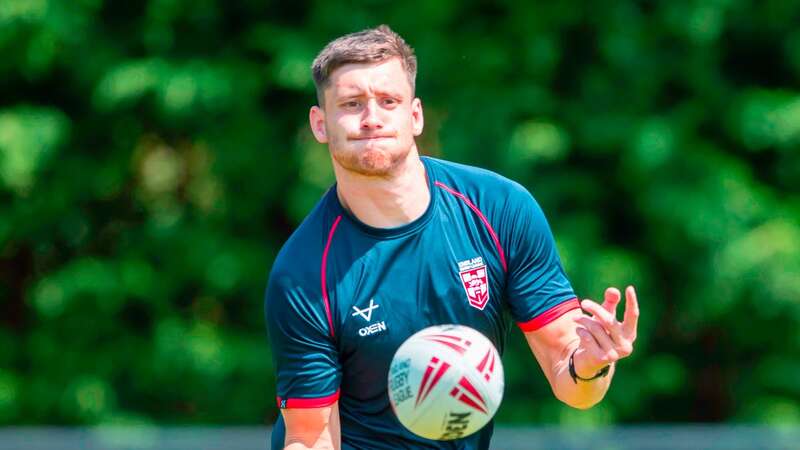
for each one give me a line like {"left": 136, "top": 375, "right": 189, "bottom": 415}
{"left": 411, "top": 98, "right": 424, "bottom": 137}
{"left": 309, "top": 106, "right": 328, "bottom": 143}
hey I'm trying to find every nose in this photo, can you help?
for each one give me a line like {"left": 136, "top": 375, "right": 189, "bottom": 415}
{"left": 360, "top": 99, "right": 383, "bottom": 130}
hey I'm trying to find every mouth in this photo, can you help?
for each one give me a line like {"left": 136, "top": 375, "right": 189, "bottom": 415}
{"left": 350, "top": 135, "right": 395, "bottom": 141}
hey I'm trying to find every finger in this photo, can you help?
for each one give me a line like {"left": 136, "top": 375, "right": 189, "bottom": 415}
{"left": 575, "top": 316, "right": 618, "bottom": 359}
{"left": 622, "top": 285, "right": 640, "bottom": 339}
{"left": 575, "top": 328, "right": 606, "bottom": 363}
{"left": 603, "top": 287, "right": 621, "bottom": 317}
{"left": 576, "top": 322, "right": 618, "bottom": 367}
{"left": 580, "top": 300, "right": 622, "bottom": 337}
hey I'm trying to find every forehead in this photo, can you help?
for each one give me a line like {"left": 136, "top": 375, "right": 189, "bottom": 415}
{"left": 327, "top": 58, "right": 411, "bottom": 97}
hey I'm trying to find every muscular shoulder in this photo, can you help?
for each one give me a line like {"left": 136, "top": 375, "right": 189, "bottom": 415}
{"left": 271, "top": 191, "right": 338, "bottom": 277}
{"left": 263, "top": 189, "right": 345, "bottom": 340}
{"left": 426, "top": 157, "right": 534, "bottom": 215}
{"left": 266, "top": 189, "right": 342, "bottom": 311}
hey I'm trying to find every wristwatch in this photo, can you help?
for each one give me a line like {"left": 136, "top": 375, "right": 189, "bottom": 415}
{"left": 568, "top": 349, "right": 611, "bottom": 383}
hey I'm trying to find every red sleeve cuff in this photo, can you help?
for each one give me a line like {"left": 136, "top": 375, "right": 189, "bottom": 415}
{"left": 276, "top": 389, "right": 340, "bottom": 409}
{"left": 517, "top": 297, "right": 581, "bottom": 332}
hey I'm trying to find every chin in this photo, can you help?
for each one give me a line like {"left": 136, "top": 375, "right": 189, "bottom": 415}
{"left": 362, "top": 146, "right": 394, "bottom": 165}
{"left": 336, "top": 145, "right": 409, "bottom": 176}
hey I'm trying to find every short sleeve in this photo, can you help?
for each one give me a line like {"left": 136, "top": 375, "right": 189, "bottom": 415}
{"left": 503, "top": 186, "right": 579, "bottom": 331}
{"left": 265, "top": 269, "right": 341, "bottom": 408}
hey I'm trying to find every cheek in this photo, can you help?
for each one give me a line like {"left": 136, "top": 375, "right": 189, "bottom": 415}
{"left": 323, "top": 119, "right": 346, "bottom": 140}
{"left": 333, "top": 115, "right": 359, "bottom": 134}
{"left": 399, "top": 113, "right": 416, "bottom": 135}
{"left": 401, "top": 106, "right": 417, "bottom": 127}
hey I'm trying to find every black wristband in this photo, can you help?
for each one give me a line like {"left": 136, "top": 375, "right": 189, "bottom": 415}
{"left": 568, "top": 349, "right": 611, "bottom": 383}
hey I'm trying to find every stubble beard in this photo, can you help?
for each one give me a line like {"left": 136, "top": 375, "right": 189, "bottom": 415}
{"left": 330, "top": 141, "right": 412, "bottom": 178}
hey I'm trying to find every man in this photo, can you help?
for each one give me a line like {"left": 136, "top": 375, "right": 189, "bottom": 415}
{"left": 265, "top": 25, "right": 639, "bottom": 450}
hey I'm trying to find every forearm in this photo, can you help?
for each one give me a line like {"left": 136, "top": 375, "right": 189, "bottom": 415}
{"left": 284, "top": 441, "right": 335, "bottom": 450}
{"left": 526, "top": 288, "right": 638, "bottom": 410}
{"left": 284, "top": 429, "right": 338, "bottom": 450}
{"left": 549, "top": 344, "right": 614, "bottom": 409}
{"left": 282, "top": 404, "right": 340, "bottom": 450}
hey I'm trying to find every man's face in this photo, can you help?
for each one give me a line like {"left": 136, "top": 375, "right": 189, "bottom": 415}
{"left": 309, "top": 58, "right": 424, "bottom": 177}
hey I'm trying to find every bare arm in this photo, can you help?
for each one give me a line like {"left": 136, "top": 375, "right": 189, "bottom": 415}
{"left": 524, "top": 308, "right": 615, "bottom": 409}
{"left": 282, "top": 402, "right": 341, "bottom": 450}
{"left": 524, "top": 287, "right": 639, "bottom": 409}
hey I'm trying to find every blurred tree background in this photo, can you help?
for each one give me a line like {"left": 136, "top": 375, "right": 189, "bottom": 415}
{"left": 1, "top": 0, "right": 799, "bottom": 428}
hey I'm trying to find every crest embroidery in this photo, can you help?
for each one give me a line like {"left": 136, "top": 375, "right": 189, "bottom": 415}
{"left": 458, "top": 257, "right": 490, "bottom": 310}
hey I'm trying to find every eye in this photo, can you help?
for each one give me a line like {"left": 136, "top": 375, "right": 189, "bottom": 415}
{"left": 382, "top": 98, "right": 399, "bottom": 107}
{"left": 341, "top": 100, "right": 360, "bottom": 109}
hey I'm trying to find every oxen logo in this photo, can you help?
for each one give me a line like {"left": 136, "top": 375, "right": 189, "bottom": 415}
{"left": 352, "top": 298, "right": 379, "bottom": 321}
{"left": 458, "top": 257, "right": 490, "bottom": 310}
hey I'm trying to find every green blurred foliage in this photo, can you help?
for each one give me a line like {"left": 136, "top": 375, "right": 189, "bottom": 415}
{"left": 0, "top": 0, "right": 798, "bottom": 427}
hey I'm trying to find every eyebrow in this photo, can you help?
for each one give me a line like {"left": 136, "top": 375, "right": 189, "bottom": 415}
{"left": 334, "top": 86, "right": 404, "bottom": 101}
{"left": 374, "top": 88, "right": 404, "bottom": 99}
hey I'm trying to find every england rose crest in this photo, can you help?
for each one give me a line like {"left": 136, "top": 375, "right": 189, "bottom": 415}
{"left": 458, "top": 257, "right": 490, "bottom": 310}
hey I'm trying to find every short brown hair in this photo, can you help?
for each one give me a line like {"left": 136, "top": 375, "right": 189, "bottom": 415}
{"left": 311, "top": 25, "right": 417, "bottom": 105}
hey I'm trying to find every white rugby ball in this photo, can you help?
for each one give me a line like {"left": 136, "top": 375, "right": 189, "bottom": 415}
{"left": 387, "top": 324, "right": 504, "bottom": 441}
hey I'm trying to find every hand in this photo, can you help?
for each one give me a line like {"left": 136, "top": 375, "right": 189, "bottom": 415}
{"left": 572, "top": 286, "right": 639, "bottom": 378}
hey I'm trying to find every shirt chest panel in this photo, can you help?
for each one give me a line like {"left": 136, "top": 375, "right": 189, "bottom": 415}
{"left": 329, "top": 219, "right": 507, "bottom": 400}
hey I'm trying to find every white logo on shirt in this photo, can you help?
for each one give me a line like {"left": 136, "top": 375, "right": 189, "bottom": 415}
{"left": 359, "top": 321, "right": 387, "bottom": 337}
{"left": 353, "top": 298, "right": 386, "bottom": 337}
{"left": 352, "top": 298, "right": 380, "bottom": 322}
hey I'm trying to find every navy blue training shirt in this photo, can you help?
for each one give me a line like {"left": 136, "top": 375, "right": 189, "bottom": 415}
{"left": 265, "top": 157, "right": 578, "bottom": 449}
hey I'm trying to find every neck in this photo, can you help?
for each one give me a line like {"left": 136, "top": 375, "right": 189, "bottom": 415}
{"left": 333, "top": 147, "right": 430, "bottom": 229}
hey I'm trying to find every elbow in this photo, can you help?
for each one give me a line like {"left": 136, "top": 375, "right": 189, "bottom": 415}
{"left": 554, "top": 390, "right": 603, "bottom": 410}
{"left": 563, "top": 398, "right": 599, "bottom": 410}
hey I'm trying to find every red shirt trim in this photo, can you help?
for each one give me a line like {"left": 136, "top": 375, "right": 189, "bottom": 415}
{"left": 321, "top": 215, "right": 342, "bottom": 338}
{"left": 517, "top": 297, "right": 580, "bottom": 332}
{"left": 277, "top": 389, "right": 340, "bottom": 409}
{"left": 434, "top": 181, "right": 508, "bottom": 273}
